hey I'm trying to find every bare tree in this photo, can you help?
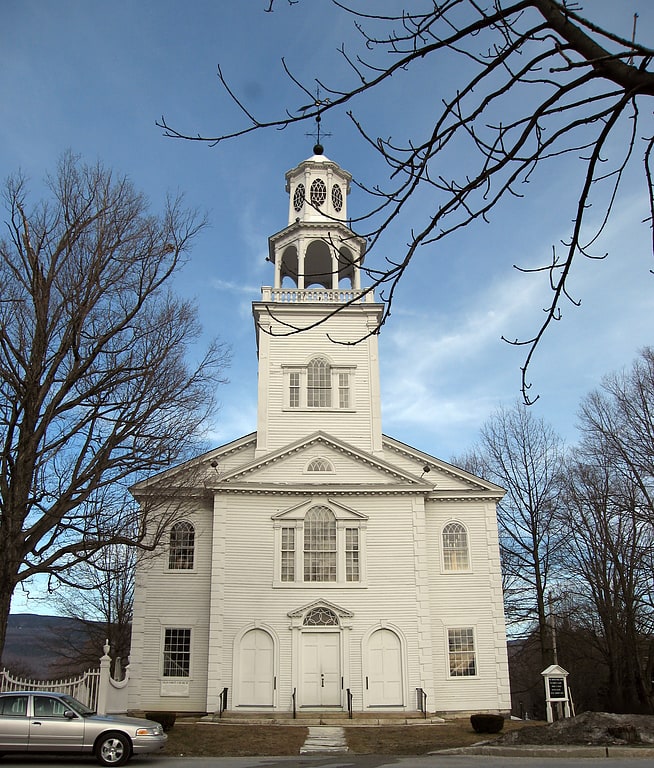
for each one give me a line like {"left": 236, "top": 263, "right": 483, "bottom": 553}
{"left": 0, "top": 153, "right": 230, "bottom": 661}
{"left": 560, "top": 454, "right": 654, "bottom": 712}
{"left": 456, "top": 402, "right": 565, "bottom": 668}
{"left": 558, "top": 347, "right": 654, "bottom": 712}
{"left": 158, "top": 0, "right": 654, "bottom": 400}
{"left": 46, "top": 544, "right": 135, "bottom": 678}
{"left": 578, "top": 347, "right": 654, "bottom": 514}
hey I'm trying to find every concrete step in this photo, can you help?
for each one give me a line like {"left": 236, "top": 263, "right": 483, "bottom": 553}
{"left": 206, "top": 711, "right": 445, "bottom": 726}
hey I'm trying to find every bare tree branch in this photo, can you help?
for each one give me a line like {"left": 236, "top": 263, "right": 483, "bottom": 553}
{"left": 158, "top": 0, "right": 654, "bottom": 402}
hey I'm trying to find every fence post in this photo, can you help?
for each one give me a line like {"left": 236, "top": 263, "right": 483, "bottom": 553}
{"left": 96, "top": 641, "right": 111, "bottom": 715}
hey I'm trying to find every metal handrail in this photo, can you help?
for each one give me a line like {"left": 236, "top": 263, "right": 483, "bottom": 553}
{"left": 218, "top": 687, "right": 228, "bottom": 717}
{"left": 416, "top": 687, "right": 427, "bottom": 718}
{"left": 346, "top": 688, "right": 353, "bottom": 719}
{"left": 292, "top": 688, "right": 297, "bottom": 719}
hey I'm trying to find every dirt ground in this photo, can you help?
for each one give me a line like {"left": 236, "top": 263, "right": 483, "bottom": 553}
{"left": 164, "top": 717, "right": 543, "bottom": 757}
{"left": 495, "top": 711, "right": 654, "bottom": 747}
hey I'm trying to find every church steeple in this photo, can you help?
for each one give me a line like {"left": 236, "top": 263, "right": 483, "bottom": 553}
{"left": 268, "top": 147, "right": 367, "bottom": 292}
{"left": 254, "top": 150, "right": 383, "bottom": 458}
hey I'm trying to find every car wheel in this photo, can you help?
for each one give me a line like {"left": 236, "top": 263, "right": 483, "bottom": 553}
{"left": 95, "top": 731, "right": 131, "bottom": 766}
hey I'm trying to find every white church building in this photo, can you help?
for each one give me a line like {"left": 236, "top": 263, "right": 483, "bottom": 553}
{"left": 128, "top": 146, "right": 511, "bottom": 717}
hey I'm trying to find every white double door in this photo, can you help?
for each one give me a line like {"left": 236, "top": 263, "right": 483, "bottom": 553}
{"left": 301, "top": 631, "right": 341, "bottom": 707}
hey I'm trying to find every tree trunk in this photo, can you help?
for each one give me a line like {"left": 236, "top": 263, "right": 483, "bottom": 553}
{"left": 0, "top": 567, "right": 17, "bottom": 665}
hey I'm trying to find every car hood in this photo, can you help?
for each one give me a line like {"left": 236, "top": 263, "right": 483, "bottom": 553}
{"left": 88, "top": 714, "right": 162, "bottom": 729}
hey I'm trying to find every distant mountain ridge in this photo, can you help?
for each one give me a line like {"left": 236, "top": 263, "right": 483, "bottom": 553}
{"left": 3, "top": 614, "right": 97, "bottom": 679}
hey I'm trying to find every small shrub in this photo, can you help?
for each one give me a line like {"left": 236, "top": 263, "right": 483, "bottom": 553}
{"left": 470, "top": 713, "right": 504, "bottom": 734}
{"left": 145, "top": 711, "right": 176, "bottom": 731}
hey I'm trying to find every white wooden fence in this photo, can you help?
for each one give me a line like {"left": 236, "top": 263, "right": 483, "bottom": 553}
{"left": 0, "top": 642, "right": 129, "bottom": 714}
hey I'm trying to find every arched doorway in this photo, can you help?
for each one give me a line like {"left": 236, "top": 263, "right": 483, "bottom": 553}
{"left": 237, "top": 628, "right": 275, "bottom": 707}
{"left": 366, "top": 628, "right": 403, "bottom": 707}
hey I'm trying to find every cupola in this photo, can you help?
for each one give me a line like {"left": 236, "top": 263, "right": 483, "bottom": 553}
{"left": 285, "top": 144, "right": 351, "bottom": 225}
{"left": 267, "top": 145, "right": 367, "bottom": 293}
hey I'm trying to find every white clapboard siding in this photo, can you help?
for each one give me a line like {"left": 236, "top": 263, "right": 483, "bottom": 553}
{"left": 129, "top": 501, "right": 213, "bottom": 712}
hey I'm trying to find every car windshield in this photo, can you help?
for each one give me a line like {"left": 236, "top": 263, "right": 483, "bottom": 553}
{"left": 58, "top": 694, "right": 95, "bottom": 717}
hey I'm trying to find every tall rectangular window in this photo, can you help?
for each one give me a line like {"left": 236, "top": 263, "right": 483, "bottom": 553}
{"left": 345, "top": 528, "right": 359, "bottom": 581}
{"left": 338, "top": 372, "right": 350, "bottom": 408}
{"left": 163, "top": 628, "right": 191, "bottom": 677}
{"left": 289, "top": 372, "right": 300, "bottom": 408}
{"left": 448, "top": 628, "right": 477, "bottom": 677}
{"left": 281, "top": 527, "right": 295, "bottom": 581}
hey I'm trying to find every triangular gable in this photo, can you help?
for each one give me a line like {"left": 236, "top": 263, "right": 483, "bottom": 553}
{"left": 288, "top": 598, "right": 354, "bottom": 621}
{"left": 272, "top": 497, "right": 368, "bottom": 522}
{"left": 213, "top": 431, "right": 430, "bottom": 489}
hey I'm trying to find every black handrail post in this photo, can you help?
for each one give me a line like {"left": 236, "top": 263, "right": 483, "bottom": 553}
{"left": 219, "top": 687, "right": 228, "bottom": 717}
{"left": 292, "top": 687, "right": 296, "bottom": 719}
{"left": 416, "top": 687, "right": 427, "bottom": 718}
{"left": 346, "top": 688, "right": 353, "bottom": 719}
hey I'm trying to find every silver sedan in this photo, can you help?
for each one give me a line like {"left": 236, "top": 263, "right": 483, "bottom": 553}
{"left": 0, "top": 690, "right": 167, "bottom": 766}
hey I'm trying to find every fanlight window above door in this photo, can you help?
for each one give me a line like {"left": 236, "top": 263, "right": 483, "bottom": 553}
{"left": 304, "top": 606, "right": 339, "bottom": 626}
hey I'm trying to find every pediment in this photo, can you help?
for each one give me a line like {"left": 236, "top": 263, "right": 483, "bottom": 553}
{"left": 213, "top": 431, "right": 430, "bottom": 491}
{"left": 288, "top": 598, "right": 354, "bottom": 621}
{"left": 272, "top": 497, "right": 368, "bottom": 522}
{"left": 131, "top": 429, "right": 504, "bottom": 502}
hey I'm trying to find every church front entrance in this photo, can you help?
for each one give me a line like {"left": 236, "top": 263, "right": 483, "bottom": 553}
{"left": 300, "top": 631, "right": 341, "bottom": 707}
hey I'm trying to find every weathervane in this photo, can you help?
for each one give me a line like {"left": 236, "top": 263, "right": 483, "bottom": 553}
{"left": 304, "top": 88, "right": 332, "bottom": 154}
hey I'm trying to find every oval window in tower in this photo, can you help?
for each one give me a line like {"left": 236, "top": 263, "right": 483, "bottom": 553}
{"left": 310, "top": 178, "right": 327, "bottom": 207}
{"left": 293, "top": 183, "right": 305, "bottom": 212}
{"left": 331, "top": 183, "right": 343, "bottom": 212}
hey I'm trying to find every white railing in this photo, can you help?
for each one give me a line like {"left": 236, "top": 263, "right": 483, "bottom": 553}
{"left": 0, "top": 667, "right": 100, "bottom": 709}
{"left": 261, "top": 287, "right": 376, "bottom": 304}
{"left": 0, "top": 642, "right": 129, "bottom": 714}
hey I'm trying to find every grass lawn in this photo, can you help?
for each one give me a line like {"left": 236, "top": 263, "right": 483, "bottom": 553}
{"left": 164, "top": 718, "right": 542, "bottom": 757}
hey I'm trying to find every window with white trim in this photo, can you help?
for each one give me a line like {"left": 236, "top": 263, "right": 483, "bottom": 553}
{"left": 168, "top": 521, "right": 195, "bottom": 570}
{"left": 163, "top": 628, "right": 191, "bottom": 678}
{"left": 304, "top": 507, "right": 337, "bottom": 581}
{"left": 442, "top": 521, "right": 470, "bottom": 571}
{"left": 284, "top": 357, "right": 354, "bottom": 411}
{"left": 306, "top": 457, "right": 333, "bottom": 473}
{"left": 273, "top": 502, "right": 366, "bottom": 586}
{"left": 345, "top": 527, "right": 359, "bottom": 581}
{"left": 338, "top": 372, "right": 350, "bottom": 408}
{"left": 307, "top": 357, "right": 331, "bottom": 407}
{"left": 447, "top": 628, "right": 477, "bottom": 677}
{"left": 281, "top": 527, "right": 295, "bottom": 582}
{"left": 289, "top": 371, "right": 300, "bottom": 408}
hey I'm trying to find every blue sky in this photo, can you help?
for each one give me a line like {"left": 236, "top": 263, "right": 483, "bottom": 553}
{"left": 2, "top": 1, "right": 653, "bottom": 610}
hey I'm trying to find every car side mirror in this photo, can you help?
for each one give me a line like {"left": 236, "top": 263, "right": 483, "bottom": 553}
{"left": 63, "top": 709, "right": 76, "bottom": 719}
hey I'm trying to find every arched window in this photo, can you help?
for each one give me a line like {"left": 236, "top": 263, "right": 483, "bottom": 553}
{"left": 304, "top": 507, "right": 337, "bottom": 582}
{"left": 304, "top": 607, "right": 339, "bottom": 626}
{"left": 306, "top": 457, "right": 333, "bottom": 472}
{"left": 168, "top": 521, "right": 195, "bottom": 570}
{"left": 285, "top": 357, "right": 352, "bottom": 411}
{"left": 276, "top": 503, "right": 365, "bottom": 585}
{"left": 442, "top": 521, "right": 469, "bottom": 571}
{"left": 307, "top": 357, "right": 331, "bottom": 408}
